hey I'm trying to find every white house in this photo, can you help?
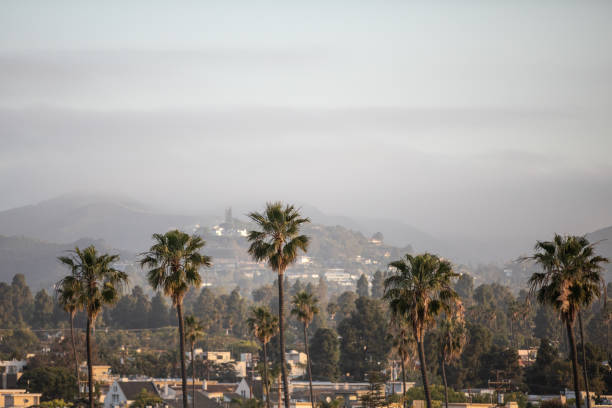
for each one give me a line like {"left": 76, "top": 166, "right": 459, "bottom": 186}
{"left": 103, "top": 381, "right": 161, "bottom": 408}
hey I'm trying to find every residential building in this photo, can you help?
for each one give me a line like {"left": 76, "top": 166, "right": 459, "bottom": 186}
{"left": 0, "top": 362, "right": 26, "bottom": 376}
{"left": 103, "top": 381, "right": 161, "bottom": 408}
{"left": 0, "top": 390, "right": 41, "bottom": 408}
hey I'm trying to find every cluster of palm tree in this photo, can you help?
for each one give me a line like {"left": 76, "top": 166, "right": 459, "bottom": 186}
{"left": 55, "top": 202, "right": 310, "bottom": 408}
{"left": 383, "top": 253, "right": 461, "bottom": 408}
{"left": 525, "top": 234, "right": 608, "bottom": 408}
{"left": 56, "top": 246, "right": 129, "bottom": 408}
{"left": 54, "top": 202, "right": 609, "bottom": 408}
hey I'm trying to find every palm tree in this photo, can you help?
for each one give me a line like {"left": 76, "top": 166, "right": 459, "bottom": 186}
{"left": 437, "top": 304, "right": 467, "bottom": 408}
{"left": 57, "top": 246, "right": 128, "bottom": 408}
{"left": 384, "top": 253, "right": 458, "bottom": 408}
{"left": 56, "top": 277, "right": 82, "bottom": 395}
{"left": 388, "top": 318, "right": 414, "bottom": 408}
{"left": 291, "top": 291, "right": 319, "bottom": 408}
{"left": 247, "top": 202, "right": 310, "bottom": 408}
{"left": 526, "top": 234, "right": 608, "bottom": 408}
{"left": 140, "top": 230, "right": 212, "bottom": 408}
{"left": 185, "top": 315, "right": 205, "bottom": 408}
{"left": 248, "top": 307, "right": 279, "bottom": 408}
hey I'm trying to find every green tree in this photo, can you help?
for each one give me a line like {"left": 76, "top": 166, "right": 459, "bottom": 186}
{"left": 291, "top": 291, "right": 319, "bottom": 408}
{"left": 526, "top": 234, "right": 608, "bottom": 408}
{"left": 150, "top": 292, "right": 171, "bottom": 328}
{"left": 384, "top": 253, "right": 458, "bottom": 408}
{"left": 338, "top": 297, "right": 390, "bottom": 380}
{"left": 357, "top": 274, "right": 369, "bottom": 297}
{"left": 131, "top": 389, "right": 163, "bottom": 408}
{"left": 309, "top": 328, "right": 340, "bottom": 381}
{"left": 371, "top": 271, "right": 386, "bottom": 298}
{"left": 248, "top": 306, "right": 279, "bottom": 408}
{"left": 140, "top": 230, "right": 212, "bottom": 408}
{"left": 18, "top": 367, "right": 77, "bottom": 402}
{"left": 185, "top": 315, "right": 204, "bottom": 408}
{"left": 388, "top": 318, "right": 414, "bottom": 408}
{"left": 57, "top": 246, "right": 128, "bottom": 408}
{"left": 247, "top": 202, "right": 310, "bottom": 408}
{"left": 437, "top": 306, "right": 467, "bottom": 408}
{"left": 31, "top": 289, "right": 54, "bottom": 328}
{"left": 56, "top": 278, "right": 82, "bottom": 393}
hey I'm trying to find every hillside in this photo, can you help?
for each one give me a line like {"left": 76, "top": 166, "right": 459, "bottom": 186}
{"left": 0, "top": 235, "right": 135, "bottom": 290}
{"left": 587, "top": 225, "right": 612, "bottom": 280}
{"left": 0, "top": 193, "right": 209, "bottom": 252}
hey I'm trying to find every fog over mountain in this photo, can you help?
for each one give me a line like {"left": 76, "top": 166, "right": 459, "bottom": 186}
{"left": 1, "top": 1, "right": 612, "bottom": 263}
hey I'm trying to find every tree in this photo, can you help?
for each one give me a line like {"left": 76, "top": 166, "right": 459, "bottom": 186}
{"left": 247, "top": 202, "right": 310, "bottom": 408}
{"left": 357, "top": 274, "right": 369, "bottom": 297}
{"left": 131, "top": 389, "right": 163, "bottom": 408}
{"left": 150, "top": 292, "right": 171, "bottom": 328}
{"left": 248, "top": 306, "right": 279, "bottom": 408}
{"left": 291, "top": 291, "right": 319, "bottom": 408}
{"left": 56, "top": 278, "right": 82, "bottom": 394}
{"left": 526, "top": 234, "right": 608, "bottom": 408}
{"left": 309, "top": 328, "right": 340, "bottom": 381}
{"left": 31, "top": 289, "right": 54, "bottom": 328}
{"left": 384, "top": 253, "right": 458, "bottom": 408}
{"left": 337, "top": 297, "right": 390, "bottom": 380}
{"left": 185, "top": 315, "right": 204, "bottom": 408}
{"left": 140, "top": 230, "right": 212, "bottom": 408}
{"left": 388, "top": 318, "right": 414, "bottom": 408}
{"left": 436, "top": 306, "right": 467, "bottom": 408}
{"left": 58, "top": 246, "right": 128, "bottom": 408}
{"left": 18, "top": 367, "right": 78, "bottom": 402}
{"left": 371, "top": 271, "right": 385, "bottom": 298}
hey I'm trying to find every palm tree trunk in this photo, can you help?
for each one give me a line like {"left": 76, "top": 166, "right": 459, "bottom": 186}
{"left": 578, "top": 312, "right": 591, "bottom": 408}
{"left": 278, "top": 373, "right": 282, "bottom": 408}
{"left": 441, "top": 352, "right": 449, "bottom": 408}
{"left": 400, "top": 351, "right": 407, "bottom": 408}
{"left": 416, "top": 337, "right": 432, "bottom": 408}
{"left": 177, "top": 302, "right": 189, "bottom": 408}
{"left": 304, "top": 324, "right": 315, "bottom": 408}
{"left": 566, "top": 320, "right": 583, "bottom": 408}
{"left": 263, "top": 343, "right": 271, "bottom": 408}
{"left": 70, "top": 313, "right": 80, "bottom": 396}
{"left": 278, "top": 273, "right": 291, "bottom": 408}
{"left": 86, "top": 316, "right": 94, "bottom": 408}
{"left": 192, "top": 342, "right": 196, "bottom": 408}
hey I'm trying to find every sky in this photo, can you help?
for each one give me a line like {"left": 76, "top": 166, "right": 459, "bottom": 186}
{"left": 1, "top": 1, "right": 612, "bottom": 262}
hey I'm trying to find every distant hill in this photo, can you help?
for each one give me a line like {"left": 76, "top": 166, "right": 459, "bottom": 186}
{"left": 0, "top": 193, "right": 212, "bottom": 252}
{"left": 587, "top": 225, "right": 612, "bottom": 280}
{"left": 0, "top": 235, "right": 134, "bottom": 290}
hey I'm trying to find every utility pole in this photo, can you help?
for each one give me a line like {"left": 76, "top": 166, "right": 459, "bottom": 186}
{"left": 488, "top": 370, "right": 511, "bottom": 406}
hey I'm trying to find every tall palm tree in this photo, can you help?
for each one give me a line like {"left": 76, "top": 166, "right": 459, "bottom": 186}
{"left": 248, "top": 306, "right": 279, "bottom": 408}
{"left": 185, "top": 315, "right": 205, "bottom": 408}
{"left": 247, "top": 202, "right": 310, "bottom": 408}
{"left": 57, "top": 245, "right": 128, "bottom": 408}
{"left": 436, "top": 304, "right": 467, "bottom": 408}
{"left": 526, "top": 234, "right": 607, "bottom": 408}
{"left": 384, "top": 253, "right": 458, "bottom": 408}
{"left": 388, "top": 318, "right": 414, "bottom": 408}
{"left": 291, "top": 291, "right": 319, "bottom": 408}
{"left": 56, "top": 277, "right": 82, "bottom": 395}
{"left": 140, "top": 230, "right": 212, "bottom": 408}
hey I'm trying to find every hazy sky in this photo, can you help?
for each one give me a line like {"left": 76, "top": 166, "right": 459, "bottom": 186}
{"left": 1, "top": 1, "right": 611, "bottom": 261}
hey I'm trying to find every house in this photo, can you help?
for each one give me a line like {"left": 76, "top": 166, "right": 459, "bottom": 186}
{"left": 286, "top": 351, "right": 307, "bottom": 378}
{"left": 0, "top": 361, "right": 26, "bottom": 376}
{"left": 517, "top": 348, "right": 538, "bottom": 367}
{"left": 0, "top": 389, "right": 41, "bottom": 408}
{"left": 204, "top": 352, "right": 232, "bottom": 364}
{"left": 103, "top": 381, "right": 161, "bottom": 408}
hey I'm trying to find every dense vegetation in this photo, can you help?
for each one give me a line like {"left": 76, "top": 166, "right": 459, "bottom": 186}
{"left": 1, "top": 214, "right": 612, "bottom": 408}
